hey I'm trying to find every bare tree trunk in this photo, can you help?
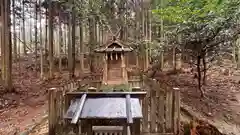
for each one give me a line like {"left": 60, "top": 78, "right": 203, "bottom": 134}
{"left": 173, "top": 45, "right": 176, "bottom": 70}
{"left": 34, "top": 0, "right": 38, "bottom": 60}
{"left": 88, "top": 16, "right": 96, "bottom": 73}
{"left": 1, "top": 0, "right": 6, "bottom": 83}
{"left": 22, "top": 0, "right": 27, "bottom": 55}
{"left": 71, "top": 0, "right": 76, "bottom": 78}
{"left": 59, "top": 23, "right": 63, "bottom": 72}
{"left": 44, "top": 8, "right": 48, "bottom": 66}
{"left": 79, "top": 16, "right": 84, "bottom": 73}
{"left": 202, "top": 55, "right": 207, "bottom": 85}
{"left": 232, "top": 41, "right": 236, "bottom": 64}
{"left": 34, "top": 0, "right": 38, "bottom": 74}
{"left": 68, "top": 12, "right": 73, "bottom": 77}
{"left": 236, "top": 37, "right": 240, "bottom": 68}
{"left": 48, "top": 0, "right": 54, "bottom": 79}
{"left": 2, "top": 0, "right": 13, "bottom": 91}
{"left": 12, "top": 0, "right": 17, "bottom": 61}
{"left": 39, "top": 0, "right": 44, "bottom": 79}
{"left": 197, "top": 56, "right": 204, "bottom": 97}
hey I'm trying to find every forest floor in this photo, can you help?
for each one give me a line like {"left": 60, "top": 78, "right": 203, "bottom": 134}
{"left": 0, "top": 59, "right": 240, "bottom": 135}
{"left": 155, "top": 60, "right": 240, "bottom": 134}
{"left": 0, "top": 58, "right": 71, "bottom": 135}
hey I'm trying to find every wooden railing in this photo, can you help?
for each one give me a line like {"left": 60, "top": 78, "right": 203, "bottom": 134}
{"left": 141, "top": 79, "right": 180, "bottom": 135}
{"left": 93, "top": 126, "right": 123, "bottom": 135}
{"left": 48, "top": 78, "right": 180, "bottom": 135}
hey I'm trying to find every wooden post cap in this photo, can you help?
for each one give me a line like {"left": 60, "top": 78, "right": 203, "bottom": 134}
{"left": 132, "top": 87, "right": 141, "bottom": 92}
{"left": 88, "top": 87, "right": 97, "bottom": 92}
{"left": 173, "top": 87, "right": 180, "bottom": 91}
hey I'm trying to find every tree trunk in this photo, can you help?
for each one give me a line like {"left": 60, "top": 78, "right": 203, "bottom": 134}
{"left": 2, "top": 0, "right": 13, "bottom": 91}
{"left": 48, "top": 0, "right": 54, "bottom": 79}
{"left": 202, "top": 55, "right": 207, "bottom": 85}
{"left": 44, "top": 8, "right": 48, "bottom": 66}
{"left": 68, "top": 12, "right": 73, "bottom": 77}
{"left": 39, "top": 0, "right": 44, "bottom": 79}
{"left": 22, "top": 0, "right": 27, "bottom": 55}
{"left": 197, "top": 56, "right": 204, "bottom": 97}
{"left": 1, "top": 0, "right": 6, "bottom": 83}
{"left": 232, "top": 41, "right": 236, "bottom": 64}
{"left": 236, "top": 37, "right": 240, "bottom": 68}
{"left": 71, "top": 0, "right": 76, "bottom": 78}
{"left": 173, "top": 45, "right": 176, "bottom": 70}
{"left": 79, "top": 16, "right": 84, "bottom": 73}
{"left": 12, "top": 0, "right": 17, "bottom": 61}
{"left": 88, "top": 16, "right": 96, "bottom": 73}
{"left": 34, "top": 0, "right": 38, "bottom": 74}
{"left": 59, "top": 23, "right": 63, "bottom": 72}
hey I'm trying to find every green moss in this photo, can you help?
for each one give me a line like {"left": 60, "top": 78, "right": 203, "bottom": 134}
{"left": 76, "top": 83, "right": 133, "bottom": 92}
{"left": 100, "top": 84, "right": 131, "bottom": 91}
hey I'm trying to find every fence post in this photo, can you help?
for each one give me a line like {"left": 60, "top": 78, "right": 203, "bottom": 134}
{"left": 173, "top": 88, "right": 180, "bottom": 135}
{"left": 48, "top": 88, "right": 57, "bottom": 135}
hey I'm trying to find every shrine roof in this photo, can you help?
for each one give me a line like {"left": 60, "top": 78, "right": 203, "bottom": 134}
{"left": 94, "top": 38, "right": 133, "bottom": 53}
{"left": 64, "top": 92, "right": 146, "bottom": 123}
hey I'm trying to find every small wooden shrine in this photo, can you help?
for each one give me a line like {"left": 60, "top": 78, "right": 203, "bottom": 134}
{"left": 95, "top": 37, "right": 133, "bottom": 85}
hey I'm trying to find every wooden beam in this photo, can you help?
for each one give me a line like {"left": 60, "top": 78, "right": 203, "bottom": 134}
{"left": 66, "top": 92, "right": 147, "bottom": 99}
{"left": 142, "top": 133, "right": 174, "bottom": 135}
{"left": 126, "top": 94, "right": 133, "bottom": 124}
{"left": 71, "top": 93, "right": 87, "bottom": 124}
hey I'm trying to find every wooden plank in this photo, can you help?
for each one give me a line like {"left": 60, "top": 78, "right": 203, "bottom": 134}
{"left": 67, "top": 92, "right": 147, "bottom": 99}
{"left": 133, "top": 119, "right": 140, "bottom": 135}
{"left": 171, "top": 90, "right": 175, "bottom": 133}
{"left": 127, "top": 126, "right": 131, "bottom": 135}
{"left": 93, "top": 126, "right": 123, "bottom": 131}
{"left": 126, "top": 94, "right": 133, "bottom": 124}
{"left": 157, "top": 91, "right": 165, "bottom": 132}
{"left": 174, "top": 88, "right": 180, "bottom": 135}
{"left": 87, "top": 123, "right": 93, "bottom": 135}
{"left": 71, "top": 93, "right": 87, "bottom": 124}
{"left": 56, "top": 90, "right": 62, "bottom": 123}
{"left": 123, "top": 126, "right": 127, "bottom": 135}
{"left": 165, "top": 90, "right": 173, "bottom": 131}
{"left": 142, "top": 133, "right": 174, "bottom": 135}
{"left": 48, "top": 88, "right": 57, "bottom": 135}
{"left": 142, "top": 89, "right": 149, "bottom": 133}
{"left": 150, "top": 89, "right": 157, "bottom": 132}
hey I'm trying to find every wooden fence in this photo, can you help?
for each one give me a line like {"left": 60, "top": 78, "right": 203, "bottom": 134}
{"left": 48, "top": 79, "right": 180, "bottom": 135}
{"left": 141, "top": 80, "right": 180, "bottom": 135}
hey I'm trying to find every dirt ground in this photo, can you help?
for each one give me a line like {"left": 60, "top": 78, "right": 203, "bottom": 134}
{"left": 154, "top": 61, "right": 240, "bottom": 134}
{"left": 1, "top": 59, "right": 240, "bottom": 135}
{"left": 0, "top": 59, "right": 71, "bottom": 135}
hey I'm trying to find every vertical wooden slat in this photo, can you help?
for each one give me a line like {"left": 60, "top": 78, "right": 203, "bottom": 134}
{"left": 49, "top": 88, "right": 57, "bottom": 135}
{"left": 123, "top": 126, "right": 127, "bottom": 135}
{"left": 56, "top": 90, "right": 61, "bottom": 125}
{"left": 87, "top": 123, "right": 93, "bottom": 135}
{"left": 174, "top": 88, "right": 180, "bottom": 135}
{"left": 133, "top": 119, "right": 141, "bottom": 135}
{"left": 142, "top": 89, "right": 149, "bottom": 133}
{"left": 70, "top": 82, "right": 74, "bottom": 91}
{"left": 77, "top": 121, "right": 82, "bottom": 135}
{"left": 165, "top": 89, "right": 173, "bottom": 132}
{"left": 171, "top": 90, "right": 175, "bottom": 132}
{"left": 150, "top": 89, "right": 157, "bottom": 132}
{"left": 157, "top": 90, "right": 165, "bottom": 133}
